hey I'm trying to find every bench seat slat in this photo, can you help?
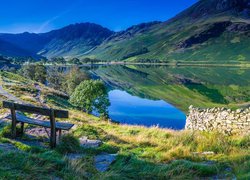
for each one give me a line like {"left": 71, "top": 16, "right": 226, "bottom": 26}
{"left": 3, "top": 101, "right": 68, "bottom": 118}
{"left": 5, "top": 114, "right": 74, "bottom": 131}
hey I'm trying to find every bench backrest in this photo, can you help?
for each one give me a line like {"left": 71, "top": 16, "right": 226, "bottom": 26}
{"left": 3, "top": 101, "right": 68, "bottom": 118}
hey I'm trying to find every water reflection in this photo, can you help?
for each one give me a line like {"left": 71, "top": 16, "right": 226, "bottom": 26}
{"left": 108, "top": 90, "right": 186, "bottom": 129}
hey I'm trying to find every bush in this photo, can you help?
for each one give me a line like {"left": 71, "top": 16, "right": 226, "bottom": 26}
{"left": 70, "top": 80, "right": 110, "bottom": 118}
{"left": 63, "top": 66, "right": 89, "bottom": 95}
{"left": 19, "top": 64, "right": 47, "bottom": 84}
{"left": 56, "top": 134, "right": 81, "bottom": 154}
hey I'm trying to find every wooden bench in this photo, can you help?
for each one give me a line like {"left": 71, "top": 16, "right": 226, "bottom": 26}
{"left": 3, "top": 101, "right": 74, "bottom": 148}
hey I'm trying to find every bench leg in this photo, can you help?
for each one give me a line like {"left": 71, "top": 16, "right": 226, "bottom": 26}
{"left": 10, "top": 107, "right": 17, "bottom": 139}
{"left": 50, "top": 109, "right": 56, "bottom": 148}
{"left": 20, "top": 122, "right": 24, "bottom": 135}
{"left": 11, "top": 120, "right": 17, "bottom": 138}
{"left": 58, "top": 129, "right": 62, "bottom": 141}
{"left": 50, "top": 128, "right": 56, "bottom": 148}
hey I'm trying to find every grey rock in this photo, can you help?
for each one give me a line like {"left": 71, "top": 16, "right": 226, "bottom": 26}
{"left": 79, "top": 137, "right": 102, "bottom": 148}
{"left": 94, "top": 154, "right": 117, "bottom": 172}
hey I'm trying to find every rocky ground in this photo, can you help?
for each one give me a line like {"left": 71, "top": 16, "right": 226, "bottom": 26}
{"left": 0, "top": 114, "right": 117, "bottom": 173}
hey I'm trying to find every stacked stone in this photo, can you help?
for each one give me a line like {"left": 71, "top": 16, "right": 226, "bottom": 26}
{"left": 185, "top": 105, "right": 250, "bottom": 135}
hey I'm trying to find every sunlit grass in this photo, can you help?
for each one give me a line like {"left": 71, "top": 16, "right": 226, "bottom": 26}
{"left": 0, "top": 71, "right": 249, "bottom": 179}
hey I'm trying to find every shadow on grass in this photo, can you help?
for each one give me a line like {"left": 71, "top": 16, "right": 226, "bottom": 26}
{"left": 93, "top": 154, "right": 226, "bottom": 179}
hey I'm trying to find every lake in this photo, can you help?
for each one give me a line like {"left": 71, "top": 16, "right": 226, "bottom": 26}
{"left": 50, "top": 65, "right": 250, "bottom": 129}
{"left": 108, "top": 89, "right": 186, "bottom": 129}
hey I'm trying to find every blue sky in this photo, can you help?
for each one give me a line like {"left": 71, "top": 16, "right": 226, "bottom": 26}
{"left": 0, "top": 0, "right": 197, "bottom": 33}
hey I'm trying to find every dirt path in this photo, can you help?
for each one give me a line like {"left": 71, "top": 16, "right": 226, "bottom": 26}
{"left": 34, "top": 84, "right": 48, "bottom": 107}
{"left": 0, "top": 85, "right": 23, "bottom": 104}
{"left": 34, "top": 84, "right": 42, "bottom": 103}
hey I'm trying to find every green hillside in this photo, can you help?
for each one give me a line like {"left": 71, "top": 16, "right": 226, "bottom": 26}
{"left": 84, "top": 0, "right": 250, "bottom": 62}
{"left": 0, "top": 0, "right": 249, "bottom": 62}
{"left": 0, "top": 71, "right": 249, "bottom": 179}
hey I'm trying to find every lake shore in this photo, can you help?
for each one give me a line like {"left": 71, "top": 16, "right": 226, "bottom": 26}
{"left": 41, "top": 61, "right": 250, "bottom": 68}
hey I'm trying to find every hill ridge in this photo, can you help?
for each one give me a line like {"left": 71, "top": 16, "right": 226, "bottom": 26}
{"left": 0, "top": 0, "right": 249, "bottom": 61}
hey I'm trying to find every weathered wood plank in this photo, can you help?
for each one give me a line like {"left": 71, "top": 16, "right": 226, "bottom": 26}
{"left": 3, "top": 101, "right": 68, "bottom": 118}
{"left": 10, "top": 103, "right": 17, "bottom": 138}
{"left": 20, "top": 122, "right": 24, "bottom": 135}
{"left": 50, "top": 109, "right": 56, "bottom": 148}
{"left": 5, "top": 114, "right": 74, "bottom": 130}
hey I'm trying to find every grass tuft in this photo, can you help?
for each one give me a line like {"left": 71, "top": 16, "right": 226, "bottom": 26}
{"left": 56, "top": 134, "right": 81, "bottom": 154}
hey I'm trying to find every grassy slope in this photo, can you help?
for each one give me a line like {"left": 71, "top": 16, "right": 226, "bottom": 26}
{"left": 84, "top": 6, "right": 250, "bottom": 62}
{"left": 0, "top": 72, "right": 249, "bottom": 179}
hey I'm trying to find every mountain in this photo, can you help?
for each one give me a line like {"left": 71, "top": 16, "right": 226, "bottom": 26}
{"left": 85, "top": 0, "right": 250, "bottom": 62}
{"left": 0, "top": 23, "right": 114, "bottom": 58}
{"left": 0, "top": 0, "right": 249, "bottom": 62}
{"left": 0, "top": 38, "right": 39, "bottom": 58}
{"left": 38, "top": 23, "right": 114, "bottom": 58}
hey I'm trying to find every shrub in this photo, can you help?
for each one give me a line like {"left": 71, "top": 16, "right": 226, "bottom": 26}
{"left": 70, "top": 80, "right": 110, "bottom": 118}
{"left": 63, "top": 66, "right": 89, "bottom": 95}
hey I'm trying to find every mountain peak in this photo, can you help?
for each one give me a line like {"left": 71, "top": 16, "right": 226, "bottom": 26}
{"left": 174, "top": 0, "right": 250, "bottom": 20}
{"left": 214, "top": 0, "right": 250, "bottom": 11}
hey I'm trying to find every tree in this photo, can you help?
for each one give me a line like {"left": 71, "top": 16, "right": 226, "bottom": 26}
{"left": 70, "top": 80, "right": 110, "bottom": 119}
{"left": 69, "top": 58, "right": 82, "bottom": 65}
{"left": 19, "top": 64, "right": 47, "bottom": 84}
{"left": 34, "top": 64, "right": 47, "bottom": 84}
{"left": 63, "top": 66, "right": 89, "bottom": 95}
{"left": 50, "top": 57, "right": 66, "bottom": 64}
{"left": 46, "top": 67, "right": 64, "bottom": 89}
{"left": 19, "top": 64, "right": 36, "bottom": 79}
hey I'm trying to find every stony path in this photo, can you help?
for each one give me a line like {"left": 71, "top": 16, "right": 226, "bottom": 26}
{"left": 66, "top": 137, "right": 117, "bottom": 172}
{"left": 94, "top": 154, "right": 117, "bottom": 172}
{"left": 34, "top": 84, "right": 42, "bottom": 103}
{"left": 34, "top": 84, "right": 48, "bottom": 107}
{"left": 0, "top": 85, "right": 22, "bottom": 103}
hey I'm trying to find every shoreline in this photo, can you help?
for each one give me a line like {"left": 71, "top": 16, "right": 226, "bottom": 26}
{"left": 40, "top": 62, "right": 250, "bottom": 68}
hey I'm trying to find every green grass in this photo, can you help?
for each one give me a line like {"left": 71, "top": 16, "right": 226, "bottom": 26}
{"left": 0, "top": 110, "right": 248, "bottom": 179}
{"left": 69, "top": 111, "right": 250, "bottom": 179}
{"left": 83, "top": 13, "right": 250, "bottom": 62}
{"left": 0, "top": 71, "right": 249, "bottom": 179}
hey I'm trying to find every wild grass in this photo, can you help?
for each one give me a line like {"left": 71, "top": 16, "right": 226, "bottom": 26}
{"left": 69, "top": 110, "right": 250, "bottom": 179}
{"left": 0, "top": 71, "right": 249, "bottom": 179}
{"left": 56, "top": 134, "right": 81, "bottom": 154}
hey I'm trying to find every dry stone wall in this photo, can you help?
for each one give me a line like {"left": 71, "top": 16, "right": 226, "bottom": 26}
{"left": 185, "top": 106, "right": 250, "bottom": 135}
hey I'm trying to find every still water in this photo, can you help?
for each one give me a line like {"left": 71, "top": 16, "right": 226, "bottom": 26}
{"left": 108, "top": 90, "right": 186, "bottom": 129}
{"left": 50, "top": 65, "right": 250, "bottom": 130}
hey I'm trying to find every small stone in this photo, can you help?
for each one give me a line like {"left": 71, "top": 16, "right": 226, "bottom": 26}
{"left": 79, "top": 137, "right": 102, "bottom": 148}
{"left": 236, "top": 109, "right": 243, "bottom": 113}
{"left": 201, "top": 151, "right": 214, "bottom": 155}
{"left": 189, "top": 105, "right": 193, "bottom": 109}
